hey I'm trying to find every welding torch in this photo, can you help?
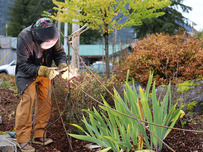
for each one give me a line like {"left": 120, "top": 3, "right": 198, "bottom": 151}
{"left": 56, "top": 66, "right": 69, "bottom": 73}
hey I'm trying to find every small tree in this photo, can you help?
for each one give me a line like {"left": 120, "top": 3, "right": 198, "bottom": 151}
{"left": 47, "top": 0, "right": 171, "bottom": 77}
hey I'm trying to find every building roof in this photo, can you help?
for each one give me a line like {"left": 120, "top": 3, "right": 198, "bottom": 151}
{"left": 67, "top": 44, "right": 129, "bottom": 56}
{"left": 0, "top": 36, "right": 130, "bottom": 56}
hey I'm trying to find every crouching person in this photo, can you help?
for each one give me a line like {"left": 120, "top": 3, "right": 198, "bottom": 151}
{"left": 15, "top": 18, "right": 68, "bottom": 152}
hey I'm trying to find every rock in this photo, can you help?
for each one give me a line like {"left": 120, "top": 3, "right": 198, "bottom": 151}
{"left": 118, "top": 79, "right": 203, "bottom": 113}
{"left": 156, "top": 79, "right": 203, "bottom": 113}
{"left": 0, "top": 134, "right": 16, "bottom": 152}
{"left": 118, "top": 82, "right": 145, "bottom": 99}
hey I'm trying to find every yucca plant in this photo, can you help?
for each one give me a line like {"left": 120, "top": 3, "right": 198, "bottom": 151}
{"left": 139, "top": 80, "right": 182, "bottom": 151}
{"left": 69, "top": 72, "right": 182, "bottom": 152}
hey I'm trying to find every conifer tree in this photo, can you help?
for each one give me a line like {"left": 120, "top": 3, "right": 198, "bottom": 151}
{"left": 7, "top": 0, "right": 57, "bottom": 37}
{"left": 134, "top": 0, "right": 193, "bottom": 38}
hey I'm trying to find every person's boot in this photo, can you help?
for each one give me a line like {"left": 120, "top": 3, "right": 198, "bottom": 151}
{"left": 17, "top": 143, "right": 35, "bottom": 152}
{"left": 33, "top": 137, "right": 53, "bottom": 145}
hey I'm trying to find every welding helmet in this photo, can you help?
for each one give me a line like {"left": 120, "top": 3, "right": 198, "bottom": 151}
{"left": 32, "top": 18, "right": 58, "bottom": 49}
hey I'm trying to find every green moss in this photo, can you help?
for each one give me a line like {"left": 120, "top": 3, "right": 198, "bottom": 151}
{"left": 196, "top": 78, "right": 202, "bottom": 82}
{"left": 0, "top": 131, "right": 9, "bottom": 135}
{"left": 196, "top": 78, "right": 202, "bottom": 85}
{"left": 187, "top": 101, "right": 198, "bottom": 112}
{"left": 176, "top": 98, "right": 183, "bottom": 103}
{"left": 176, "top": 80, "right": 195, "bottom": 94}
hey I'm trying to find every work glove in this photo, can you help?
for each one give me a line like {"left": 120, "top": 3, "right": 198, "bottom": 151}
{"left": 58, "top": 63, "right": 69, "bottom": 79}
{"left": 58, "top": 64, "right": 79, "bottom": 80}
{"left": 38, "top": 66, "right": 59, "bottom": 80}
{"left": 58, "top": 63, "right": 68, "bottom": 69}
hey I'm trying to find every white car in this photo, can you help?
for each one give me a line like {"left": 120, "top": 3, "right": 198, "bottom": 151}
{"left": 92, "top": 61, "right": 113, "bottom": 74}
{"left": 0, "top": 60, "right": 16, "bottom": 75}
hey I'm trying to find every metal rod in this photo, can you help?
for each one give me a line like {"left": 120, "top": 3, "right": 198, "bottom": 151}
{"left": 68, "top": 40, "right": 72, "bottom": 145}
{"left": 55, "top": 66, "right": 69, "bottom": 73}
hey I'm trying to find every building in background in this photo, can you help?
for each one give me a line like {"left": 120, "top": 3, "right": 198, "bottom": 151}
{"left": 0, "top": 0, "right": 13, "bottom": 35}
{"left": 0, "top": 36, "right": 17, "bottom": 65}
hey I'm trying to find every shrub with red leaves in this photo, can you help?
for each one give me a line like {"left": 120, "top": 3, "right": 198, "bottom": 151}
{"left": 114, "top": 33, "right": 203, "bottom": 85}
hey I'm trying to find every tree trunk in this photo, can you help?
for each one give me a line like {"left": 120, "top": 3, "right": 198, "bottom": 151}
{"left": 104, "top": 31, "right": 110, "bottom": 78}
{"left": 64, "top": 22, "right": 68, "bottom": 55}
{"left": 72, "top": 23, "right": 80, "bottom": 69}
{"left": 112, "top": 30, "right": 116, "bottom": 66}
{"left": 103, "top": 9, "right": 110, "bottom": 78}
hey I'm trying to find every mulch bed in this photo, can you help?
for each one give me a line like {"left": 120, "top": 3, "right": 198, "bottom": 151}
{"left": 0, "top": 87, "right": 202, "bottom": 152}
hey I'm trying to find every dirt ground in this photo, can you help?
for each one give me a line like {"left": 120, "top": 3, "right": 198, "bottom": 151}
{"left": 0, "top": 84, "right": 203, "bottom": 152}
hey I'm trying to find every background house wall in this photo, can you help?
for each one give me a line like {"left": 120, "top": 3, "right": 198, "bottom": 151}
{"left": 0, "top": 36, "right": 17, "bottom": 65}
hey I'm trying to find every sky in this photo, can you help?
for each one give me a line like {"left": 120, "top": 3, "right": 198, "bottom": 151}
{"left": 181, "top": 0, "right": 203, "bottom": 31}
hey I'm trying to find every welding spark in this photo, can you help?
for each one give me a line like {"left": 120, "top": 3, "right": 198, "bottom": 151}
{"left": 62, "top": 67, "right": 79, "bottom": 81}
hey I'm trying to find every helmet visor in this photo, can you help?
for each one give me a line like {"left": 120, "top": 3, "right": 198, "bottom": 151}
{"left": 40, "top": 38, "right": 58, "bottom": 50}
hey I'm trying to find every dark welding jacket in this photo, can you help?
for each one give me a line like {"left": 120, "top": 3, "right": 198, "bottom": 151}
{"left": 15, "top": 25, "right": 68, "bottom": 95}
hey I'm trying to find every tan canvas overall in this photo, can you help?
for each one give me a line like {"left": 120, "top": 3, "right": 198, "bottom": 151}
{"left": 15, "top": 76, "right": 52, "bottom": 143}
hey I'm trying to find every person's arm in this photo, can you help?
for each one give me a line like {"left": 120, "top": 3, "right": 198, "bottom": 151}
{"left": 16, "top": 36, "right": 40, "bottom": 76}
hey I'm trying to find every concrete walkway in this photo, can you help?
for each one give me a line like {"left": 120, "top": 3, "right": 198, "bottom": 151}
{"left": 0, "top": 134, "right": 16, "bottom": 152}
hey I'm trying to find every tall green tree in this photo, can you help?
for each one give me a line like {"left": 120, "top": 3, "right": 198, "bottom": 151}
{"left": 80, "top": 29, "right": 102, "bottom": 44}
{"left": 47, "top": 0, "right": 171, "bottom": 77}
{"left": 134, "top": 0, "right": 193, "bottom": 38}
{"left": 7, "top": 0, "right": 57, "bottom": 37}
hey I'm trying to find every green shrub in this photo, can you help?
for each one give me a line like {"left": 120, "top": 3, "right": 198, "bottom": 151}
{"left": 114, "top": 33, "right": 203, "bottom": 86}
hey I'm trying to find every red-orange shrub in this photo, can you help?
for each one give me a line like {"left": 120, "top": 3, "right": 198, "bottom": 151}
{"left": 114, "top": 33, "right": 203, "bottom": 85}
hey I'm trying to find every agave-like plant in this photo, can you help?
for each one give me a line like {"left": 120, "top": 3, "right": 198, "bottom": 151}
{"left": 69, "top": 72, "right": 182, "bottom": 152}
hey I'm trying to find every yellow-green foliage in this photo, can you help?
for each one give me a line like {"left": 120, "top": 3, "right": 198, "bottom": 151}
{"left": 176, "top": 98, "right": 184, "bottom": 103}
{"left": 176, "top": 80, "right": 195, "bottom": 94}
{"left": 187, "top": 101, "right": 198, "bottom": 112}
{"left": 8, "top": 111, "right": 15, "bottom": 120}
{"left": 48, "top": 0, "right": 171, "bottom": 34}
